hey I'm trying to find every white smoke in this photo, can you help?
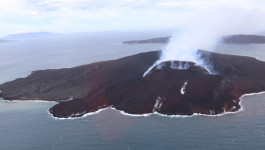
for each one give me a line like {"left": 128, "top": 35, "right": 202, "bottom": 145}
{"left": 144, "top": 2, "right": 265, "bottom": 76}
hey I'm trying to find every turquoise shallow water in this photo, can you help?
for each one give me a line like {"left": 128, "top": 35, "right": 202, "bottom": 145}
{"left": 1, "top": 31, "right": 265, "bottom": 149}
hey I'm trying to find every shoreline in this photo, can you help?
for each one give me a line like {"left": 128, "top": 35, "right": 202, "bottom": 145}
{"left": 0, "top": 98, "right": 58, "bottom": 104}
{"left": 1, "top": 90, "right": 265, "bottom": 120}
{"left": 46, "top": 91, "right": 265, "bottom": 120}
{"left": 1, "top": 50, "right": 265, "bottom": 120}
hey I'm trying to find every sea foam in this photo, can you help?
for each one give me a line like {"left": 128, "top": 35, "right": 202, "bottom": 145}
{"left": 3, "top": 91, "right": 264, "bottom": 120}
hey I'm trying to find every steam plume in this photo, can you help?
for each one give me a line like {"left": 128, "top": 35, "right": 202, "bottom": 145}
{"left": 144, "top": 3, "right": 265, "bottom": 76}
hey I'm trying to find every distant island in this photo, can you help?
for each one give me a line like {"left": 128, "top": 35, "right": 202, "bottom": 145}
{"left": 1, "top": 50, "right": 265, "bottom": 118}
{"left": 123, "top": 34, "right": 265, "bottom": 44}
{"left": 3, "top": 32, "right": 61, "bottom": 40}
{"left": 0, "top": 39, "right": 11, "bottom": 43}
{"left": 123, "top": 36, "right": 170, "bottom": 44}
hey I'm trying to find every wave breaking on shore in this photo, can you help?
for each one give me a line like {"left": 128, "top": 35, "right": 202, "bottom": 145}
{"left": 46, "top": 91, "right": 265, "bottom": 120}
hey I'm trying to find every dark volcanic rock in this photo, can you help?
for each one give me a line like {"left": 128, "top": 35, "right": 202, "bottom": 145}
{"left": 106, "top": 61, "right": 240, "bottom": 116}
{"left": 199, "top": 50, "right": 265, "bottom": 93}
{"left": 0, "top": 63, "right": 105, "bottom": 101}
{"left": 49, "top": 98, "right": 90, "bottom": 118}
{"left": 1, "top": 50, "right": 265, "bottom": 118}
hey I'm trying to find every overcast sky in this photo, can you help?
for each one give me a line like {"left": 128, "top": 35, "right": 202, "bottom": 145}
{"left": 0, "top": 0, "right": 264, "bottom": 37}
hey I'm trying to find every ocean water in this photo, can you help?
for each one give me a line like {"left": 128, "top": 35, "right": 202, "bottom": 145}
{"left": 0, "top": 32, "right": 265, "bottom": 149}
{"left": 0, "top": 31, "right": 170, "bottom": 84}
{"left": 0, "top": 94, "right": 265, "bottom": 150}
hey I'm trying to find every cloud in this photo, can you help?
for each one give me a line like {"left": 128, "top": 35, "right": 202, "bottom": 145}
{"left": 0, "top": 0, "right": 264, "bottom": 37}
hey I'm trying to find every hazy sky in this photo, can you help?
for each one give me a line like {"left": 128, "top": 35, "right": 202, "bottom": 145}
{"left": 0, "top": 0, "right": 264, "bottom": 37}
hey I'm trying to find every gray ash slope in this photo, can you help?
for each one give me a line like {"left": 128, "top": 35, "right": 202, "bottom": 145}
{"left": 1, "top": 50, "right": 265, "bottom": 118}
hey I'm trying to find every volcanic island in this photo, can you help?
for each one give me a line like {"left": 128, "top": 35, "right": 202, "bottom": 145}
{"left": 1, "top": 48, "right": 265, "bottom": 118}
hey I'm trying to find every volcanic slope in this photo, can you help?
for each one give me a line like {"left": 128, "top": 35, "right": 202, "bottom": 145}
{"left": 1, "top": 50, "right": 265, "bottom": 118}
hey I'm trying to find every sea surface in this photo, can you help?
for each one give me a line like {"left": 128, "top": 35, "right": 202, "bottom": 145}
{"left": 0, "top": 31, "right": 265, "bottom": 150}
